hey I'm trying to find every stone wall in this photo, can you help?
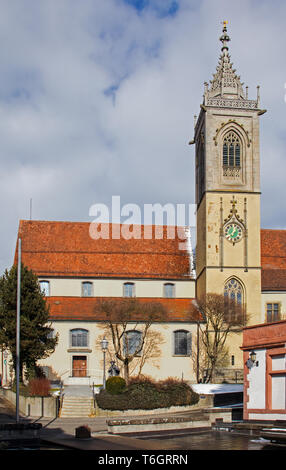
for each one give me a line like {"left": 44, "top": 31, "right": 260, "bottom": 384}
{"left": 1, "top": 389, "right": 57, "bottom": 418}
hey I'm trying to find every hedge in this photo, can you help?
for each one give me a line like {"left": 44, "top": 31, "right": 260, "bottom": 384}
{"left": 95, "top": 376, "right": 199, "bottom": 411}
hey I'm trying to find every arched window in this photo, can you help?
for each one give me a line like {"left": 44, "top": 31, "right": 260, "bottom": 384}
{"left": 70, "top": 329, "right": 89, "bottom": 348}
{"left": 164, "top": 283, "right": 175, "bottom": 298}
{"left": 222, "top": 131, "right": 241, "bottom": 168}
{"left": 123, "top": 282, "right": 135, "bottom": 298}
{"left": 224, "top": 278, "right": 244, "bottom": 322}
{"left": 173, "top": 330, "right": 192, "bottom": 356}
{"left": 39, "top": 280, "right": 50, "bottom": 296}
{"left": 123, "top": 330, "right": 142, "bottom": 356}
{"left": 224, "top": 278, "right": 243, "bottom": 304}
{"left": 82, "top": 281, "right": 93, "bottom": 297}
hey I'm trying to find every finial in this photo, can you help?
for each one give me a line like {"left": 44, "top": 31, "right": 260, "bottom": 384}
{"left": 220, "top": 20, "right": 230, "bottom": 52}
{"left": 223, "top": 20, "right": 228, "bottom": 30}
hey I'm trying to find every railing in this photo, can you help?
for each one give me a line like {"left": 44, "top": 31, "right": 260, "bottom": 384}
{"left": 60, "top": 368, "right": 103, "bottom": 385}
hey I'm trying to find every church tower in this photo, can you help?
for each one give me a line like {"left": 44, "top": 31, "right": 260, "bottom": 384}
{"left": 192, "top": 22, "right": 266, "bottom": 329}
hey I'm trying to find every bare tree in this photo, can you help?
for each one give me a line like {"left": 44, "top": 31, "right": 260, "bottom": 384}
{"left": 95, "top": 298, "right": 166, "bottom": 383}
{"left": 191, "top": 293, "right": 247, "bottom": 383}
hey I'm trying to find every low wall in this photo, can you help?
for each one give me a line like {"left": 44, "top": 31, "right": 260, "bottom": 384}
{"left": 107, "top": 408, "right": 232, "bottom": 434}
{"left": 1, "top": 389, "right": 57, "bottom": 418}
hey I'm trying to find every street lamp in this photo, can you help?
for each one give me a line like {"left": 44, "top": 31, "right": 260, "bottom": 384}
{"left": 100, "top": 337, "right": 109, "bottom": 389}
{"left": 246, "top": 350, "right": 259, "bottom": 369}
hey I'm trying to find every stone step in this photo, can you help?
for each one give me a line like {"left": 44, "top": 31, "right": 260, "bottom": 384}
{"left": 60, "top": 396, "right": 94, "bottom": 417}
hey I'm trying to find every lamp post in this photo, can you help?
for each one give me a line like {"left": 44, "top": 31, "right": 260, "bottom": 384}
{"left": 100, "top": 337, "right": 109, "bottom": 389}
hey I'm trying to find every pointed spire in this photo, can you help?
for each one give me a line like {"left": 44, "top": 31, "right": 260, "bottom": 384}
{"left": 206, "top": 21, "right": 245, "bottom": 100}
{"left": 202, "top": 22, "right": 261, "bottom": 110}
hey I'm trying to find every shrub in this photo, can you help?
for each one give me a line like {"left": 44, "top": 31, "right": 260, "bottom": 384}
{"left": 28, "top": 378, "right": 51, "bottom": 397}
{"left": 106, "top": 376, "right": 126, "bottom": 395}
{"left": 96, "top": 376, "right": 199, "bottom": 410}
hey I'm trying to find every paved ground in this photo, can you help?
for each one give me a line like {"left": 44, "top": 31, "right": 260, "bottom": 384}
{"left": 0, "top": 391, "right": 186, "bottom": 451}
{"left": 63, "top": 384, "right": 93, "bottom": 397}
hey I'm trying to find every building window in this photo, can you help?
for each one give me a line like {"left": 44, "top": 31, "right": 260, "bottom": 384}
{"left": 164, "top": 283, "right": 175, "bottom": 298}
{"left": 173, "top": 330, "right": 191, "bottom": 356}
{"left": 70, "top": 329, "right": 89, "bottom": 348}
{"left": 224, "top": 278, "right": 243, "bottom": 304}
{"left": 266, "top": 303, "right": 280, "bottom": 323}
{"left": 39, "top": 280, "right": 50, "bottom": 296}
{"left": 82, "top": 282, "right": 93, "bottom": 297}
{"left": 123, "top": 282, "right": 135, "bottom": 297}
{"left": 223, "top": 131, "right": 241, "bottom": 168}
{"left": 224, "top": 278, "right": 244, "bottom": 321}
{"left": 123, "top": 330, "right": 142, "bottom": 356}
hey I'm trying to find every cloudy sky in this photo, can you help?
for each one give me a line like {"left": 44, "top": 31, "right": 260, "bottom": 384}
{"left": 1, "top": 0, "right": 286, "bottom": 274}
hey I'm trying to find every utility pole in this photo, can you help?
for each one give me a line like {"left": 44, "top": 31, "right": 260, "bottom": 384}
{"left": 16, "top": 238, "right": 21, "bottom": 423}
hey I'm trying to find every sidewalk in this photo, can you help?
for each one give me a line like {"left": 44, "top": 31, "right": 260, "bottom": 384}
{"left": 0, "top": 395, "right": 185, "bottom": 450}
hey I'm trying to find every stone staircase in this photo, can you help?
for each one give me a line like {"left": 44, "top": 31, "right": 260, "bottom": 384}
{"left": 60, "top": 396, "right": 94, "bottom": 417}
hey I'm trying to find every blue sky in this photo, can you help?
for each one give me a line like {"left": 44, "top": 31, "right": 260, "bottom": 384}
{"left": 122, "top": 0, "right": 179, "bottom": 17}
{"left": 0, "top": 0, "right": 286, "bottom": 273}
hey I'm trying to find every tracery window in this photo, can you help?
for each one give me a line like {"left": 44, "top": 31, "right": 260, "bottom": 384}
{"left": 224, "top": 278, "right": 243, "bottom": 321}
{"left": 224, "top": 278, "right": 243, "bottom": 304}
{"left": 222, "top": 131, "right": 241, "bottom": 168}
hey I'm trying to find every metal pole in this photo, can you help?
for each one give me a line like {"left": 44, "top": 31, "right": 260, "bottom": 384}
{"left": 16, "top": 238, "right": 21, "bottom": 423}
{"left": 197, "top": 321, "right": 200, "bottom": 383}
{"left": 103, "top": 350, "right": 106, "bottom": 390}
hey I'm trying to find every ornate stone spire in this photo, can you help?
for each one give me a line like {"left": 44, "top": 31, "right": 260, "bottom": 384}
{"left": 203, "top": 22, "right": 260, "bottom": 110}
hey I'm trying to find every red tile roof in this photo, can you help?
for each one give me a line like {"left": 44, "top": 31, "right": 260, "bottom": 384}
{"left": 14, "top": 221, "right": 286, "bottom": 291}
{"left": 46, "top": 296, "right": 201, "bottom": 322}
{"left": 261, "top": 229, "right": 286, "bottom": 290}
{"left": 15, "top": 220, "right": 193, "bottom": 280}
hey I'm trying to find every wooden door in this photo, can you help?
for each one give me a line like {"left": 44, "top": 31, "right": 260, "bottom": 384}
{"left": 72, "top": 356, "right": 87, "bottom": 377}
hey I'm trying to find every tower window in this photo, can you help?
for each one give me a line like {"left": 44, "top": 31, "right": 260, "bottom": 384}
{"left": 222, "top": 131, "right": 241, "bottom": 168}
{"left": 224, "top": 278, "right": 244, "bottom": 321}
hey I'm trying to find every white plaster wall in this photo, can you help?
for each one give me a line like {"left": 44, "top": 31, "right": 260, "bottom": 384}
{"left": 38, "top": 321, "right": 198, "bottom": 384}
{"left": 38, "top": 277, "right": 196, "bottom": 299}
{"left": 246, "top": 349, "right": 266, "bottom": 410}
{"left": 249, "top": 413, "right": 286, "bottom": 420}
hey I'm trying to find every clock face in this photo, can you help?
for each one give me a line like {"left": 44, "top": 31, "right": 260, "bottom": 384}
{"left": 224, "top": 223, "right": 243, "bottom": 243}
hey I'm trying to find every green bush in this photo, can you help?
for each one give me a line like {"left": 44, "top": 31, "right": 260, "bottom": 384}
{"left": 96, "top": 376, "right": 199, "bottom": 410}
{"left": 106, "top": 376, "right": 126, "bottom": 395}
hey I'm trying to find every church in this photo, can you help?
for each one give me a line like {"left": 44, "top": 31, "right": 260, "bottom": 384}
{"left": 9, "top": 23, "right": 286, "bottom": 387}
